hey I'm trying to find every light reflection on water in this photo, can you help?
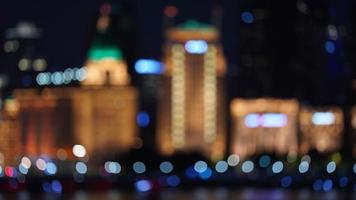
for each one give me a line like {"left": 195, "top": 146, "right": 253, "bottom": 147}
{"left": 0, "top": 188, "right": 354, "bottom": 200}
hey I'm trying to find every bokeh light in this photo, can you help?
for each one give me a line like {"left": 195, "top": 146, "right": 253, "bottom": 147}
{"left": 326, "top": 161, "right": 336, "bottom": 174}
{"left": 36, "top": 158, "right": 47, "bottom": 171}
{"left": 75, "top": 162, "right": 87, "bottom": 174}
{"left": 135, "top": 180, "right": 151, "bottom": 192}
{"left": 227, "top": 154, "right": 240, "bottom": 167}
{"left": 241, "top": 161, "right": 254, "bottom": 173}
{"left": 215, "top": 161, "right": 228, "bottom": 173}
{"left": 241, "top": 11, "right": 254, "bottom": 24}
{"left": 194, "top": 161, "right": 208, "bottom": 173}
{"left": 160, "top": 161, "right": 174, "bottom": 174}
{"left": 259, "top": 155, "right": 271, "bottom": 168}
{"left": 133, "top": 161, "right": 146, "bottom": 174}
{"left": 272, "top": 161, "right": 284, "bottom": 174}
{"left": 72, "top": 145, "right": 87, "bottom": 158}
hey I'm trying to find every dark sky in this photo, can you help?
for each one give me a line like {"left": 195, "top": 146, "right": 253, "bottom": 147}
{"left": 0, "top": 0, "right": 237, "bottom": 71}
{"left": 2, "top": 0, "right": 351, "bottom": 104}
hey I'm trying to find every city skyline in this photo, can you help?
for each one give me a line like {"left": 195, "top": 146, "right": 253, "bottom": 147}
{"left": 0, "top": 1, "right": 354, "bottom": 197}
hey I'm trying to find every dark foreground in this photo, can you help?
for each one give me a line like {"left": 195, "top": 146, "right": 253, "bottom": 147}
{"left": 1, "top": 188, "right": 355, "bottom": 200}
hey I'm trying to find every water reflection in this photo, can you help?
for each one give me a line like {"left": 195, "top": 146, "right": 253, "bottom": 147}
{"left": 0, "top": 188, "right": 353, "bottom": 200}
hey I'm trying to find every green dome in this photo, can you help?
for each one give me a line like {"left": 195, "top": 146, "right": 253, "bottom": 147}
{"left": 87, "top": 30, "right": 123, "bottom": 61}
{"left": 88, "top": 45, "right": 123, "bottom": 61}
{"left": 177, "top": 19, "right": 212, "bottom": 30}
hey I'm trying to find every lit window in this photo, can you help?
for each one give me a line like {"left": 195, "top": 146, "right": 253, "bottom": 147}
{"left": 184, "top": 40, "right": 208, "bottom": 54}
{"left": 312, "top": 112, "right": 335, "bottom": 125}
{"left": 262, "top": 113, "right": 288, "bottom": 128}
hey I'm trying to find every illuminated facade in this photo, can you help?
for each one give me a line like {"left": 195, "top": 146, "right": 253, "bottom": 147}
{"left": 300, "top": 107, "right": 343, "bottom": 154}
{"left": 230, "top": 98, "right": 299, "bottom": 159}
{"left": 83, "top": 45, "right": 130, "bottom": 86}
{"left": 14, "top": 89, "right": 57, "bottom": 157}
{"left": 14, "top": 81, "right": 137, "bottom": 159}
{"left": 157, "top": 20, "right": 226, "bottom": 160}
{"left": 0, "top": 98, "right": 21, "bottom": 166}
{"left": 351, "top": 107, "right": 356, "bottom": 158}
{"left": 83, "top": 4, "right": 131, "bottom": 87}
{"left": 12, "top": 13, "right": 138, "bottom": 159}
{"left": 70, "top": 86, "right": 137, "bottom": 156}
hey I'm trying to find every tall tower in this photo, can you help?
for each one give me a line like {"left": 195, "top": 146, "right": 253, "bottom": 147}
{"left": 157, "top": 20, "right": 226, "bottom": 160}
{"left": 83, "top": 4, "right": 130, "bottom": 86}
{"left": 71, "top": 4, "right": 138, "bottom": 157}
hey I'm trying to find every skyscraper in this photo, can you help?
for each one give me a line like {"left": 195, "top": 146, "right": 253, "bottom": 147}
{"left": 157, "top": 20, "right": 226, "bottom": 160}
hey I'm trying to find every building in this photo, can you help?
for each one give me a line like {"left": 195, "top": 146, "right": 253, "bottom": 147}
{"left": 230, "top": 98, "right": 299, "bottom": 159}
{"left": 0, "top": 97, "right": 21, "bottom": 166}
{"left": 13, "top": 6, "right": 138, "bottom": 160}
{"left": 1, "top": 22, "right": 47, "bottom": 91}
{"left": 236, "top": 0, "right": 299, "bottom": 98}
{"left": 299, "top": 107, "right": 344, "bottom": 154}
{"left": 351, "top": 108, "right": 356, "bottom": 158}
{"left": 157, "top": 20, "right": 227, "bottom": 160}
{"left": 13, "top": 89, "right": 57, "bottom": 157}
{"left": 14, "top": 80, "right": 138, "bottom": 160}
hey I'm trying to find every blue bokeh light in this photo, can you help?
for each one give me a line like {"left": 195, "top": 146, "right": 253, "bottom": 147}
{"left": 194, "top": 161, "right": 208, "bottom": 173}
{"left": 281, "top": 176, "right": 292, "bottom": 188}
{"left": 75, "top": 162, "right": 87, "bottom": 174}
{"left": 135, "top": 59, "right": 163, "bottom": 74}
{"left": 323, "top": 179, "right": 333, "bottom": 192}
{"left": 133, "top": 161, "right": 146, "bottom": 174}
{"left": 160, "top": 161, "right": 174, "bottom": 174}
{"left": 326, "top": 161, "right": 336, "bottom": 174}
{"left": 199, "top": 167, "right": 212, "bottom": 180}
{"left": 51, "top": 180, "right": 62, "bottom": 194}
{"left": 325, "top": 41, "right": 336, "bottom": 54}
{"left": 298, "top": 161, "right": 309, "bottom": 174}
{"left": 215, "top": 161, "right": 228, "bottom": 173}
{"left": 185, "top": 166, "right": 198, "bottom": 179}
{"left": 242, "top": 161, "right": 254, "bottom": 173}
{"left": 259, "top": 155, "right": 271, "bottom": 168}
{"left": 137, "top": 111, "right": 150, "bottom": 127}
{"left": 339, "top": 177, "right": 348, "bottom": 188}
{"left": 45, "top": 162, "right": 57, "bottom": 175}
{"left": 241, "top": 11, "right": 254, "bottom": 24}
{"left": 272, "top": 161, "right": 284, "bottom": 174}
{"left": 313, "top": 179, "right": 323, "bottom": 191}
{"left": 42, "top": 181, "right": 51, "bottom": 193}
{"left": 166, "top": 175, "right": 180, "bottom": 187}
{"left": 135, "top": 180, "right": 152, "bottom": 192}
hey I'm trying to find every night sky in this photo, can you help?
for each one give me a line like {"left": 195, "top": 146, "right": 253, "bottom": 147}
{"left": 0, "top": 0, "right": 237, "bottom": 70}
{"left": 1, "top": 0, "right": 355, "bottom": 105}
